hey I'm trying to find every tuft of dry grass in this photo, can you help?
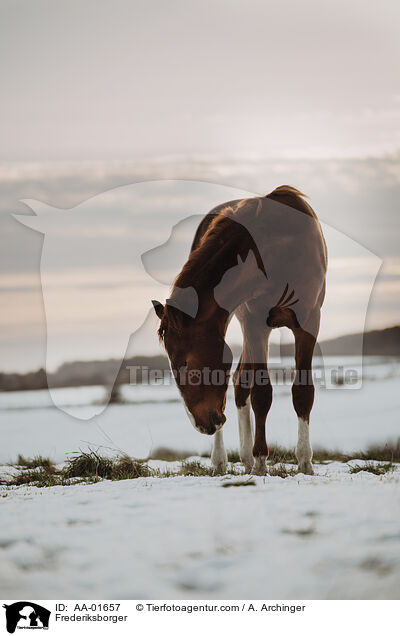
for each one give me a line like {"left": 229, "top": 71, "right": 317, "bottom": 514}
{"left": 5, "top": 455, "right": 59, "bottom": 487}
{"left": 312, "top": 448, "right": 350, "bottom": 463}
{"left": 4, "top": 450, "right": 155, "bottom": 487}
{"left": 268, "top": 445, "right": 297, "bottom": 464}
{"left": 268, "top": 463, "right": 298, "bottom": 478}
{"left": 64, "top": 451, "right": 115, "bottom": 479}
{"left": 360, "top": 440, "right": 400, "bottom": 463}
{"left": 227, "top": 450, "right": 241, "bottom": 463}
{"left": 15, "top": 455, "right": 55, "bottom": 470}
{"left": 349, "top": 461, "right": 394, "bottom": 476}
{"left": 148, "top": 447, "right": 194, "bottom": 461}
{"left": 179, "top": 460, "right": 216, "bottom": 477}
{"left": 179, "top": 460, "right": 241, "bottom": 477}
{"left": 63, "top": 450, "right": 153, "bottom": 480}
{"left": 5, "top": 468, "right": 76, "bottom": 488}
{"left": 111, "top": 456, "right": 153, "bottom": 480}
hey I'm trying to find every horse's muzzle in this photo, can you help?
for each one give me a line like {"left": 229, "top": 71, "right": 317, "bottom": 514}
{"left": 195, "top": 411, "right": 226, "bottom": 435}
{"left": 210, "top": 410, "right": 226, "bottom": 430}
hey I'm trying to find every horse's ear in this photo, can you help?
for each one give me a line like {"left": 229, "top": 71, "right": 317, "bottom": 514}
{"left": 152, "top": 300, "right": 164, "bottom": 319}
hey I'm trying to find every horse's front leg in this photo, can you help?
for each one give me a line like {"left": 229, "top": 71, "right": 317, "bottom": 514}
{"left": 211, "top": 428, "right": 227, "bottom": 473}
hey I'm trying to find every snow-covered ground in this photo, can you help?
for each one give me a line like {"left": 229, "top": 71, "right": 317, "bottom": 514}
{"left": 1, "top": 461, "right": 400, "bottom": 600}
{"left": 1, "top": 357, "right": 400, "bottom": 599}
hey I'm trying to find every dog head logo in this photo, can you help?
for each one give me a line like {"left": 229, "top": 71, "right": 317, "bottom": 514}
{"left": 3, "top": 602, "right": 50, "bottom": 633}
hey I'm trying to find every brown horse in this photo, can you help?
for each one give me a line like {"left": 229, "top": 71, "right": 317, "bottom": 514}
{"left": 152, "top": 186, "right": 327, "bottom": 474}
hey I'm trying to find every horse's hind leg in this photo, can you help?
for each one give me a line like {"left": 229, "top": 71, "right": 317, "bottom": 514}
{"left": 292, "top": 319, "right": 319, "bottom": 474}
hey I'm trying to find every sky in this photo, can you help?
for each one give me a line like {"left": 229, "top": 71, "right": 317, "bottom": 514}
{"left": 1, "top": 0, "right": 400, "bottom": 161}
{"left": 0, "top": 0, "right": 399, "bottom": 371}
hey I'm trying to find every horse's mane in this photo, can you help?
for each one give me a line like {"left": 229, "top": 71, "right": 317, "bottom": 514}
{"left": 158, "top": 199, "right": 265, "bottom": 340}
{"left": 174, "top": 199, "right": 266, "bottom": 291}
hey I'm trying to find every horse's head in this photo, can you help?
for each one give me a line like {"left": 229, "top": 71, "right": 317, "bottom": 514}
{"left": 153, "top": 300, "right": 232, "bottom": 435}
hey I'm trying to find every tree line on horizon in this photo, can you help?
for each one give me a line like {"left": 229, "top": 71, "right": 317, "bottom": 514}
{"left": 1, "top": 326, "right": 399, "bottom": 393}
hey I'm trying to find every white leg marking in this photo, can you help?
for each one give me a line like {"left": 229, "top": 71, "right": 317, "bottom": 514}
{"left": 211, "top": 429, "right": 227, "bottom": 473}
{"left": 237, "top": 398, "right": 254, "bottom": 472}
{"left": 253, "top": 456, "right": 267, "bottom": 476}
{"left": 296, "top": 417, "right": 313, "bottom": 474}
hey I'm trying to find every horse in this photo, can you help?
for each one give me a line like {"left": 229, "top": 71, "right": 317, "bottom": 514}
{"left": 152, "top": 185, "right": 327, "bottom": 475}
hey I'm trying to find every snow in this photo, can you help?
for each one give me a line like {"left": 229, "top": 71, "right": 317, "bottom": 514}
{"left": 1, "top": 461, "right": 400, "bottom": 600}
{"left": 1, "top": 357, "right": 400, "bottom": 599}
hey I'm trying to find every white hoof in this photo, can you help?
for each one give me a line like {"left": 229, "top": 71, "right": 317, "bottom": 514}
{"left": 212, "top": 461, "right": 227, "bottom": 474}
{"left": 252, "top": 456, "right": 267, "bottom": 476}
{"left": 241, "top": 454, "right": 254, "bottom": 473}
{"left": 298, "top": 461, "right": 314, "bottom": 475}
{"left": 296, "top": 418, "right": 313, "bottom": 475}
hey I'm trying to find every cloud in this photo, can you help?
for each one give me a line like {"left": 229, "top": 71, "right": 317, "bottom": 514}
{"left": 0, "top": 158, "right": 398, "bottom": 372}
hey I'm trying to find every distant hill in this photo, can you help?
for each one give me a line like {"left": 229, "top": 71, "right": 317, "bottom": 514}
{"left": 0, "top": 326, "right": 399, "bottom": 392}
{"left": 268, "top": 325, "right": 400, "bottom": 358}
{"left": 228, "top": 326, "right": 400, "bottom": 358}
{"left": 52, "top": 355, "right": 170, "bottom": 388}
{"left": 313, "top": 326, "right": 400, "bottom": 357}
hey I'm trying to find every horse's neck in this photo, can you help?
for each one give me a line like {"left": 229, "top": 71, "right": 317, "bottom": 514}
{"left": 175, "top": 205, "right": 268, "bottom": 325}
{"left": 196, "top": 257, "right": 266, "bottom": 326}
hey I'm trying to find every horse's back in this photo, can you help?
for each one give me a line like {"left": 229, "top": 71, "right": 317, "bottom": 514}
{"left": 191, "top": 187, "right": 327, "bottom": 329}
